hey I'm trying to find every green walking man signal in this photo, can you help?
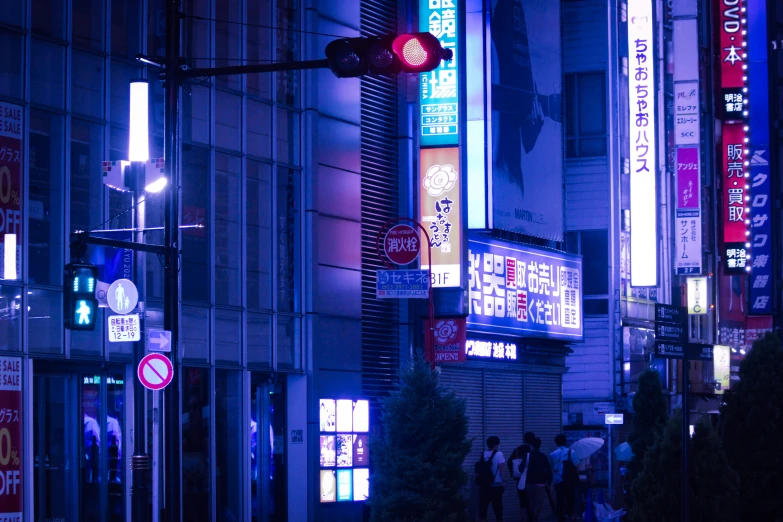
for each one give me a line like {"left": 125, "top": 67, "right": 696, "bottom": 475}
{"left": 64, "top": 263, "right": 99, "bottom": 331}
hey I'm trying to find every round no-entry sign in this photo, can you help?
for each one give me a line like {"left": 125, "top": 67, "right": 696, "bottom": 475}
{"left": 384, "top": 224, "right": 420, "bottom": 265}
{"left": 137, "top": 353, "right": 174, "bottom": 391}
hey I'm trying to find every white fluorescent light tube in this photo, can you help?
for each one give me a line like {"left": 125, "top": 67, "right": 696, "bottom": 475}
{"left": 129, "top": 80, "right": 150, "bottom": 162}
{"left": 3, "top": 234, "right": 16, "bottom": 280}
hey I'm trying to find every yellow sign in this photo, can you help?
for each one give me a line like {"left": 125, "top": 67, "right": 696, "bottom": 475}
{"left": 687, "top": 277, "right": 708, "bottom": 315}
{"left": 713, "top": 345, "right": 730, "bottom": 395}
{"left": 419, "top": 147, "right": 461, "bottom": 287}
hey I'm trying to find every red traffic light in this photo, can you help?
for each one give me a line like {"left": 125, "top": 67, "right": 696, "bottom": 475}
{"left": 392, "top": 33, "right": 453, "bottom": 73}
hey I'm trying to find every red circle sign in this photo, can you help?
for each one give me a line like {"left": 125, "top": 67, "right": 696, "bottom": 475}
{"left": 137, "top": 353, "right": 174, "bottom": 391}
{"left": 384, "top": 224, "right": 420, "bottom": 265}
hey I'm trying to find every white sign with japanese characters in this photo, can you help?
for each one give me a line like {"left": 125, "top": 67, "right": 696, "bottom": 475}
{"left": 108, "top": 313, "right": 141, "bottom": 343}
{"left": 674, "top": 82, "right": 699, "bottom": 145}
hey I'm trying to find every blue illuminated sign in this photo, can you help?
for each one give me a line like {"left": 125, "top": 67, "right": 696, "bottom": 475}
{"left": 419, "top": 0, "right": 458, "bottom": 146}
{"left": 468, "top": 235, "right": 583, "bottom": 340}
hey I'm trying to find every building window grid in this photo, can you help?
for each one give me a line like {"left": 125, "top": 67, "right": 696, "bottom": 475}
{"left": 565, "top": 71, "right": 608, "bottom": 158}
{"left": 0, "top": 0, "right": 303, "bottom": 371}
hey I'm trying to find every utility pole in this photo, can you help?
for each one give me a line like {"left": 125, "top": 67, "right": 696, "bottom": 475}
{"left": 163, "top": 1, "right": 181, "bottom": 521}
{"left": 682, "top": 348, "right": 690, "bottom": 522}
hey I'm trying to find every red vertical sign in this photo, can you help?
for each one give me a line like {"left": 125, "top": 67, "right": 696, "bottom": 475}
{"left": 718, "top": 0, "right": 745, "bottom": 88}
{"left": 722, "top": 122, "right": 747, "bottom": 244}
{"left": 0, "top": 103, "right": 23, "bottom": 279}
{"left": 423, "top": 318, "right": 467, "bottom": 363}
{"left": 0, "top": 357, "right": 22, "bottom": 518}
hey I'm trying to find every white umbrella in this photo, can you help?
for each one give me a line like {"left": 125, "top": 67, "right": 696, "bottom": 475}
{"left": 569, "top": 437, "right": 605, "bottom": 460}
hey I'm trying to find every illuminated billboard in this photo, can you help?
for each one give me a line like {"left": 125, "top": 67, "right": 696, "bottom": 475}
{"left": 319, "top": 398, "right": 370, "bottom": 503}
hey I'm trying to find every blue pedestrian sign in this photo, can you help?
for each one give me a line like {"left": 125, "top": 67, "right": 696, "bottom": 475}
{"left": 376, "top": 269, "right": 430, "bottom": 299}
{"left": 147, "top": 329, "right": 172, "bottom": 352}
{"left": 605, "top": 413, "right": 624, "bottom": 425}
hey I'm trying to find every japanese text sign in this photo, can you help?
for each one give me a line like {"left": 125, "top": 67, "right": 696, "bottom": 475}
{"left": 467, "top": 236, "right": 582, "bottom": 341}
{"left": 722, "top": 122, "right": 748, "bottom": 274}
{"left": 376, "top": 269, "right": 430, "bottom": 299}
{"left": 713, "top": 344, "right": 731, "bottom": 394}
{"left": 424, "top": 318, "right": 467, "bottom": 363}
{"left": 675, "top": 147, "right": 702, "bottom": 275}
{"left": 718, "top": 0, "right": 745, "bottom": 89}
{"left": 0, "top": 102, "right": 23, "bottom": 281}
{"left": 674, "top": 82, "right": 699, "bottom": 145}
{"left": 0, "top": 357, "right": 21, "bottom": 519}
{"left": 676, "top": 147, "right": 700, "bottom": 209}
{"left": 108, "top": 314, "right": 141, "bottom": 342}
{"left": 419, "top": 147, "right": 462, "bottom": 287}
{"left": 687, "top": 276, "right": 708, "bottom": 315}
{"left": 628, "top": 0, "right": 658, "bottom": 287}
{"left": 420, "top": 0, "right": 459, "bottom": 146}
{"left": 383, "top": 225, "right": 420, "bottom": 265}
{"left": 465, "top": 339, "right": 518, "bottom": 361}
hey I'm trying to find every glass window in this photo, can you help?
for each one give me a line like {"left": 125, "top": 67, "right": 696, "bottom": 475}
{"left": 215, "top": 153, "right": 241, "bottom": 306}
{"left": 70, "top": 318, "right": 104, "bottom": 357}
{"left": 148, "top": 0, "right": 167, "bottom": 56}
{"left": 275, "top": 108, "right": 299, "bottom": 165}
{"left": 0, "top": 100, "right": 22, "bottom": 282}
{"left": 32, "top": 0, "right": 65, "bottom": 39}
{"left": 276, "top": 315, "right": 300, "bottom": 370}
{"left": 30, "top": 40, "right": 65, "bottom": 109}
{"left": 73, "top": 0, "right": 104, "bottom": 50}
{"left": 246, "top": 160, "right": 272, "bottom": 310}
{"left": 247, "top": 312, "right": 271, "bottom": 366}
{"left": 182, "top": 146, "right": 210, "bottom": 302}
{"left": 581, "top": 230, "right": 609, "bottom": 296}
{"left": 246, "top": 100, "right": 272, "bottom": 159}
{"left": 246, "top": 0, "right": 272, "bottom": 99}
{"left": 181, "top": 306, "right": 209, "bottom": 362}
{"left": 183, "top": 0, "right": 210, "bottom": 69}
{"left": 251, "top": 372, "right": 287, "bottom": 521}
{"left": 0, "top": 286, "right": 21, "bottom": 351}
{"left": 215, "top": 309, "right": 241, "bottom": 364}
{"left": 110, "top": 60, "right": 141, "bottom": 128}
{"left": 28, "top": 289, "right": 63, "bottom": 354}
{"left": 29, "top": 111, "right": 64, "bottom": 286}
{"left": 215, "top": 0, "right": 241, "bottom": 90}
{"left": 215, "top": 91, "right": 241, "bottom": 151}
{"left": 109, "top": 125, "right": 129, "bottom": 161}
{"left": 182, "top": 367, "right": 210, "bottom": 521}
{"left": 0, "top": 0, "right": 23, "bottom": 27}
{"left": 216, "top": 370, "right": 243, "bottom": 520}
{"left": 0, "top": 31, "right": 23, "bottom": 99}
{"left": 111, "top": 0, "right": 141, "bottom": 57}
{"left": 565, "top": 72, "right": 607, "bottom": 158}
{"left": 276, "top": 168, "right": 299, "bottom": 312}
{"left": 145, "top": 183, "right": 166, "bottom": 300}
{"left": 275, "top": 0, "right": 299, "bottom": 106}
{"left": 72, "top": 51, "right": 105, "bottom": 119}
{"left": 183, "top": 84, "right": 211, "bottom": 145}
{"left": 70, "top": 119, "right": 104, "bottom": 235}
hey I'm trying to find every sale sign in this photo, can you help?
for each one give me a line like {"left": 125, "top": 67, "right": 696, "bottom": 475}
{"left": 0, "top": 103, "right": 22, "bottom": 280}
{"left": 0, "top": 356, "right": 22, "bottom": 519}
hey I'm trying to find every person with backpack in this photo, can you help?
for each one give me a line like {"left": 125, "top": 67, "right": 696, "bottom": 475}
{"left": 508, "top": 431, "right": 536, "bottom": 516}
{"left": 524, "top": 437, "right": 553, "bottom": 522}
{"left": 549, "top": 434, "right": 581, "bottom": 521}
{"left": 475, "top": 436, "right": 506, "bottom": 521}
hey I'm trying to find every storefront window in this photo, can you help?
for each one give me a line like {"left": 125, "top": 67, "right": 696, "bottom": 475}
{"left": 0, "top": 286, "right": 21, "bottom": 351}
{"left": 183, "top": 367, "right": 211, "bottom": 522}
{"left": 216, "top": 370, "right": 243, "bottom": 520}
{"left": 28, "top": 289, "right": 63, "bottom": 354}
{"left": 29, "top": 111, "right": 64, "bottom": 286}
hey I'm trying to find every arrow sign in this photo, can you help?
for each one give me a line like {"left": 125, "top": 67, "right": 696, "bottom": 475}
{"left": 605, "top": 413, "right": 624, "bottom": 425}
{"left": 148, "top": 329, "right": 171, "bottom": 353}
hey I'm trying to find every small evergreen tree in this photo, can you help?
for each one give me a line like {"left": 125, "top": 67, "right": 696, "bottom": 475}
{"left": 625, "top": 369, "right": 668, "bottom": 506}
{"left": 720, "top": 332, "right": 783, "bottom": 520}
{"left": 629, "top": 412, "right": 682, "bottom": 522}
{"left": 368, "top": 353, "right": 471, "bottom": 522}
{"left": 690, "top": 417, "right": 739, "bottom": 522}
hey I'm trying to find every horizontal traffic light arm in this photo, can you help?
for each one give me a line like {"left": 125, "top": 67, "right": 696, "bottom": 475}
{"left": 70, "top": 231, "right": 172, "bottom": 257}
{"left": 179, "top": 58, "right": 330, "bottom": 80}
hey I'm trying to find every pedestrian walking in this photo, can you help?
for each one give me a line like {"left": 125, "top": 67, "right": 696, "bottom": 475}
{"left": 508, "top": 431, "right": 536, "bottom": 517}
{"left": 476, "top": 436, "right": 506, "bottom": 522}
{"left": 550, "top": 434, "right": 580, "bottom": 521}
{"left": 524, "top": 437, "right": 553, "bottom": 522}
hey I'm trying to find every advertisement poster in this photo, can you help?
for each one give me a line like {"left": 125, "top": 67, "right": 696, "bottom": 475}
{"left": 419, "top": 0, "right": 459, "bottom": 146}
{"left": 0, "top": 103, "right": 23, "bottom": 280}
{"left": 319, "top": 398, "right": 370, "bottom": 502}
{"left": 675, "top": 147, "right": 702, "bottom": 275}
{"left": 319, "top": 399, "right": 335, "bottom": 432}
{"left": 0, "top": 357, "right": 22, "bottom": 519}
{"left": 713, "top": 345, "right": 731, "bottom": 394}
{"left": 335, "top": 400, "right": 353, "bottom": 432}
{"left": 320, "top": 436, "right": 335, "bottom": 467}
{"left": 352, "top": 400, "right": 369, "bottom": 433}
{"left": 320, "top": 470, "right": 336, "bottom": 502}
{"left": 353, "top": 468, "right": 370, "bottom": 501}
{"left": 353, "top": 435, "right": 369, "bottom": 466}
{"left": 490, "top": 0, "right": 563, "bottom": 240}
{"left": 336, "top": 435, "right": 352, "bottom": 467}
{"left": 423, "top": 317, "right": 466, "bottom": 363}
{"left": 419, "top": 147, "right": 462, "bottom": 287}
{"left": 336, "top": 469, "right": 353, "bottom": 502}
{"left": 467, "top": 235, "right": 583, "bottom": 340}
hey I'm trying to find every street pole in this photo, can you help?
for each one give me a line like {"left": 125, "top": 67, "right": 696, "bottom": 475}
{"left": 682, "top": 349, "right": 690, "bottom": 522}
{"left": 163, "top": 1, "right": 181, "bottom": 521}
{"left": 130, "top": 160, "right": 151, "bottom": 522}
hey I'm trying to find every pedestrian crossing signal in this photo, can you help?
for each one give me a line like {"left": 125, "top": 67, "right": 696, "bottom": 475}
{"left": 64, "top": 263, "right": 99, "bottom": 331}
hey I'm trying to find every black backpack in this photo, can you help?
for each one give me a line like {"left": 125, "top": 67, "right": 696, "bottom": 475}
{"left": 475, "top": 450, "right": 498, "bottom": 486}
{"left": 562, "top": 449, "right": 580, "bottom": 485}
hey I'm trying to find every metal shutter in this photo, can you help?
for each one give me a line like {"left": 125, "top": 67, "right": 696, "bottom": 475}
{"left": 439, "top": 366, "right": 485, "bottom": 517}
{"left": 485, "top": 371, "right": 524, "bottom": 521}
{"left": 359, "top": 0, "right": 400, "bottom": 402}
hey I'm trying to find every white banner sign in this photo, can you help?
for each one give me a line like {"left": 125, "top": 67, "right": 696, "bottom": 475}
{"left": 674, "top": 82, "right": 699, "bottom": 145}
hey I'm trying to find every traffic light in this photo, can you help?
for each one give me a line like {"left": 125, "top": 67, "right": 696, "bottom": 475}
{"left": 64, "top": 263, "right": 98, "bottom": 331}
{"left": 325, "top": 33, "right": 453, "bottom": 78}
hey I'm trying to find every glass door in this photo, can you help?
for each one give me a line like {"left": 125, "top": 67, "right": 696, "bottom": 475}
{"left": 250, "top": 374, "right": 287, "bottom": 522}
{"left": 34, "top": 367, "right": 127, "bottom": 522}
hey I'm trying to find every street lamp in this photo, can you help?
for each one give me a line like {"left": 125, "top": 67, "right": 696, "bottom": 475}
{"left": 145, "top": 177, "right": 168, "bottom": 194}
{"left": 128, "top": 79, "right": 151, "bottom": 522}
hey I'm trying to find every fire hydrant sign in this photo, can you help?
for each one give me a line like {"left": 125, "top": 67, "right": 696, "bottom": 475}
{"left": 0, "top": 356, "right": 22, "bottom": 519}
{"left": 108, "top": 313, "right": 141, "bottom": 342}
{"left": 384, "top": 224, "right": 420, "bottom": 265}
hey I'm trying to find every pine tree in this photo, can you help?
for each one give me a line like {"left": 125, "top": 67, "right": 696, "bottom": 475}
{"left": 625, "top": 369, "right": 667, "bottom": 506}
{"left": 690, "top": 417, "right": 739, "bottom": 522}
{"left": 720, "top": 332, "right": 783, "bottom": 520}
{"left": 629, "top": 412, "right": 682, "bottom": 522}
{"left": 368, "top": 353, "right": 472, "bottom": 522}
